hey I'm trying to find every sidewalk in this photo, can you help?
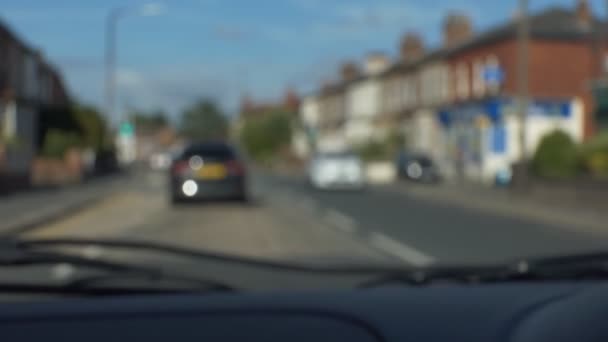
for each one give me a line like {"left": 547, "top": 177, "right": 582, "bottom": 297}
{"left": 387, "top": 180, "right": 608, "bottom": 235}
{"left": 0, "top": 173, "right": 127, "bottom": 237}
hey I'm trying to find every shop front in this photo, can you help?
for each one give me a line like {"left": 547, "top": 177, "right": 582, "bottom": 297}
{"left": 438, "top": 97, "right": 581, "bottom": 185}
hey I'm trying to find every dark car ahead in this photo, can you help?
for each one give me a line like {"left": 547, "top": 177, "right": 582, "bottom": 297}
{"left": 169, "top": 142, "right": 247, "bottom": 203}
{"left": 396, "top": 152, "right": 441, "bottom": 183}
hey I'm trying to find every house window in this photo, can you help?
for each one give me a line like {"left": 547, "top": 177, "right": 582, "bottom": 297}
{"left": 456, "top": 63, "right": 469, "bottom": 99}
{"left": 440, "top": 66, "right": 450, "bottom": 103}
{"left": 473, "top": 59, "right": 485, "bottom": 97}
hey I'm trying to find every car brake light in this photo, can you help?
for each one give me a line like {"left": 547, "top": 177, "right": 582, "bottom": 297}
{"left": 226, "top": 160, "right": 246, "bottom": 176}
{"left": 172, "top": 160, "right": 190, "bottom": 176}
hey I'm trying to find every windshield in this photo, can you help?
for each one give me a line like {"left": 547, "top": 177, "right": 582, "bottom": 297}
{"left": 1, "top": 0, "right": 608, "bottom": 295}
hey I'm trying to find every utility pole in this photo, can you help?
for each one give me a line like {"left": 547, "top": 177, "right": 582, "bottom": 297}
{"left": 515, "top": 0, "right": 529, "bottom": 185}
{"left": 604, "top": 0, "right": 608, "bottom": 78}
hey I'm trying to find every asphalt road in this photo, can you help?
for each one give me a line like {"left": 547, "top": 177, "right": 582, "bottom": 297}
{"left": 18, "top": 168, "right": 608, "bottom": 275}
{"left": 257, "top": 172, "right": 608, "bottom": 265}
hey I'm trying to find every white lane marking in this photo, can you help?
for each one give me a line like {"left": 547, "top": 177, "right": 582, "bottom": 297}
{"left": 368, "top": 232, "right": 435, "bottom": 267}
{"left": 324, "top": 209, "right": 357, "bottom": 234}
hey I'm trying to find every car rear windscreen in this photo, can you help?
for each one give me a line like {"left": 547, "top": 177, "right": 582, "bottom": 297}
{"left": 182, "top": 144, "right": 236, "bottom": 161}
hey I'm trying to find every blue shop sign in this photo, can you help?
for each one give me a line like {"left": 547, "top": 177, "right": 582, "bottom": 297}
{"left": 483, "top": 66, "right": 505, "bottom": 86}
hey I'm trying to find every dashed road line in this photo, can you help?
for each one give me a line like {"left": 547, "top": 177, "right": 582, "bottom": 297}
{"left": 368, "top": 232, "right": 435, "bottom": 267}
{"left": 324, "top": 209, "right": 357, "bottom": 234}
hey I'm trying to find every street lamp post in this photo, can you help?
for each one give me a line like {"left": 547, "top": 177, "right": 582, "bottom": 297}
{"left": 104, "top": 3, "right": 165, "bottom": 124}
{"left": 104, "top": 8, "right": 122, "bottom": 126}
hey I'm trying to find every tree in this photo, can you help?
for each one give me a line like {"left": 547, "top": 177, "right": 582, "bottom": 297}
{"left": 72, "top": 104, "right": 108, "bottom": 152}
{"left": 239, "top": 110, "right": 292, "bottom": 162}
{"left": 179, "top": 99, "right": 228, "bottom": 141}
{"left": 131, "top": 109, "right": 169, "bottom": 132}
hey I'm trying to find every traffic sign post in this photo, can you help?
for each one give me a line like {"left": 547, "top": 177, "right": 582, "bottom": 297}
{"left": 116, "top": 121, "right": 136, "bottom": 165}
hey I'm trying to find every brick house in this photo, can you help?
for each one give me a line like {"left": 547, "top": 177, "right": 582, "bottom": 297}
{"left": 439, "top": 2, "right": 604, "bottom": 182}
{"left": 376, "top": 1, "right": 605, "bottom": 183}
{"left": 0, "top": 19, "right": 69, "bottom": 192}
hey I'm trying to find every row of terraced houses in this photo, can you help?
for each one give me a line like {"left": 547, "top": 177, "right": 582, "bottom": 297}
{"left": 294, "top": 1, "right": 608, "bottom": 184}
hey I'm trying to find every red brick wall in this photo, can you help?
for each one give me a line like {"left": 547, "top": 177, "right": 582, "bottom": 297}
{"left": 447, "top": 39, "right": 518, "bottom": 102}
{"left": 447, "top": 38, "right": 599, "bottom": 138}
{"left": 528, "top": 39, "right": 597, "bottom": 137}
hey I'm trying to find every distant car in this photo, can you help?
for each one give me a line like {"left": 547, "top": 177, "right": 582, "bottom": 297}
{"left": 308, "top": 151, "right": 365, "bottom": 190}
{"left": 396, "top": 152, "right": 440, "bottom": 183}
{"left": 149, "top": 152, "right": 172, "bottom": 171}
{"left": 169, "top": 142, "right": 247, "bottom": 203}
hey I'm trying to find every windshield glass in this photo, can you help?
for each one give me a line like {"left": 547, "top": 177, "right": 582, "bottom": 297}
{"left": 1, "top": 0, "right": 608, "bottom": 295}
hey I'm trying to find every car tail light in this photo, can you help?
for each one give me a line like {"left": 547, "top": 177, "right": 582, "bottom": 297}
{"left": 171, "top": 160, "right": 190, "bottom": 176}
{"left": 226, "top": 160, "right": 246, "bottom": 176}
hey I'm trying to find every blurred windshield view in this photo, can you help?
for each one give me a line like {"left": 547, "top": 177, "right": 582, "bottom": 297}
{"left": 1, "top": 0, "right": 608, "bottom": 290}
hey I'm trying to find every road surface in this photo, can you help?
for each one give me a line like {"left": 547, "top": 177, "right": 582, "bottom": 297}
{"left": 20, "top": 169, "right": 608, "bottom": 269}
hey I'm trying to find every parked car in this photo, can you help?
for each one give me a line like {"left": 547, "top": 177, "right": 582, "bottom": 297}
{"left": 169, "top": 142, "right": 247, "bottom": 203}
{"left": 308, "top": 151, "right": 365, "bottom": 190}
{"left": 396, "top": 152, "right": 441, "bottom": 183}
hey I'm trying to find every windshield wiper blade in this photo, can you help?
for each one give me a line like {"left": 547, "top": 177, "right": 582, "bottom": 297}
{"left": 0, "top": 283, "right": 205, "bottom": 296}
{"left": 16, "top": 238, "right": 411, "bottom": 273}
{"left": 0, "top": 239, "right": 236, "bottom": 293}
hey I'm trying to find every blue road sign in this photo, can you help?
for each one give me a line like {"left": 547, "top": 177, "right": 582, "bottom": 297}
{"left": 483, "top": 66, "right": 504, "bottom": 85}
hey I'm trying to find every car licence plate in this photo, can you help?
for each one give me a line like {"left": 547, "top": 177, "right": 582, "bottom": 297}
{"left": 197, "top": 164, "right": 227, "bottom": 180}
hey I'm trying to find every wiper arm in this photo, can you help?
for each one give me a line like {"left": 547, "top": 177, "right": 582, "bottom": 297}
{"left": 360, "top": 252, "right": 608, "bottom": 287}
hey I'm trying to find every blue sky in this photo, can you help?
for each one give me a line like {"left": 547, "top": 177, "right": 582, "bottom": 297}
{"left": 1, "top": 0, "right": 606, "bottom": 119}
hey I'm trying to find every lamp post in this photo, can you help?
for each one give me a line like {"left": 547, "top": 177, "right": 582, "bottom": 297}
{"left": 104, "top": 3, "right": 165, "bottom": 124}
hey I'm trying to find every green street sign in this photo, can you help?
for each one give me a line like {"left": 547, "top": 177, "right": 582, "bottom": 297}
{"left": 119, "top": 122, "right": 134, "bottom": 137}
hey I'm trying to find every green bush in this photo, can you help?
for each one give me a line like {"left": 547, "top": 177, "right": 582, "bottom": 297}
{"left": 355, "top": 129, "right": 405, "bottom": 162}
{"left": 239, "top": 111, "right": 292, "bottom": 162}
{"left": 581, "top": 131, "right": 608, "bottom": 177}
{"left": 356, "top": 139, "right": 393, "bottom": 162}
{"left": 41, "top": 129, "right": 82, "bottom": 159}
{"left": 532, "top": 130, "right": 580, "bottom": 179}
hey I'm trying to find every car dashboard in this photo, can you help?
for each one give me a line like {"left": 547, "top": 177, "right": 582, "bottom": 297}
{"left": 1, "top": 282, "right": 607, "bottom": 341}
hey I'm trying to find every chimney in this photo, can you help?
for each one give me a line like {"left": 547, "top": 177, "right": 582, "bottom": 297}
{"left": 364, "top": 52, "right": 390, "bottom": 75}
{"left": 400, "top": 33, "right": 425, "bottom": 63}
{"left": 443, "top": 12, "right": 473, "bottom": 47}
{"left": 340, "top": 62, "right": 360, "bottom": 82}
{"left": 283, "top": 87, "right": 300, "bottom": 112}
{"left": 576, "top": 0, "right": 592, "bottom": 28}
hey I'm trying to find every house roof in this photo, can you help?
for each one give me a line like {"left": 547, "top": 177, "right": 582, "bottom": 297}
{"left": 446, "top": 7, "right": 599, "bottom": 55}
{"left": 0, "top": 17, "right": 70, "bottom": 101}
{"left": 381, "top": 6, "right": 601, "bottom": 78}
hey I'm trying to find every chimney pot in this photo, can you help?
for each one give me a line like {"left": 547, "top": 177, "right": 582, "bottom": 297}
{"left": 443, "top": 12, "right": 473, "bottom": 47}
